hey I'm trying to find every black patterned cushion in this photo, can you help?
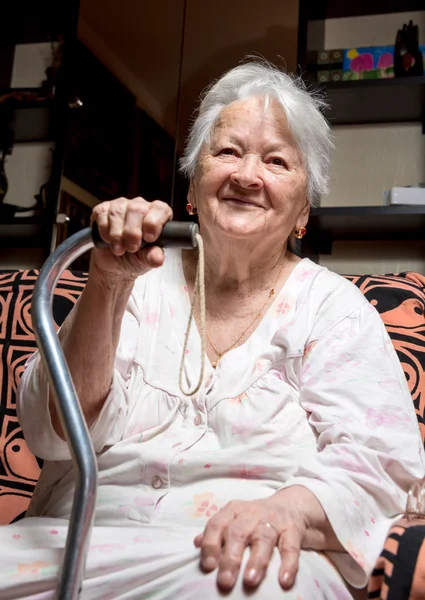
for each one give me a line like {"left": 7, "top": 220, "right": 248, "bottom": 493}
{"left": 0, "top": 270, "right": 87, "bottom": 524}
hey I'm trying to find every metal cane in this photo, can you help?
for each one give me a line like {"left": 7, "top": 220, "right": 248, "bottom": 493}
{"left": 32, "top": 222, "right": 199, "bottom": 600}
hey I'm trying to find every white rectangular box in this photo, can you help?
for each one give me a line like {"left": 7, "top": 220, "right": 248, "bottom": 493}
{"left": 387, "top": 187, "right": 425, "bottom": 205}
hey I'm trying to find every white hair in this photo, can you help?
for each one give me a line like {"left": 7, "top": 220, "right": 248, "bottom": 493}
{"left": 180, "top": 61, "right": 333, "bottom": 206}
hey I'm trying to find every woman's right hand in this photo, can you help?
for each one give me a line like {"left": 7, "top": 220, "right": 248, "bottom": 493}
{"left": 90, "top": 197, "right": 173, "bottom": 284}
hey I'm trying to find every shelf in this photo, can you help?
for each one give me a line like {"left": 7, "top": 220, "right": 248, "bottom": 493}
{"left": 13, "top": 105, "right": 54, "bottom": 142}
{"left": 0, "top": 218, "right": 45, "bottom": 248}
{"left": 0, "top": 87, "right": 45, "bottom": 96}
{"left": 321, "top": 76, "right": 425, "bottom": 126}
{"left": 302, "top": 0, "right": 425, "bottom": 20}
{"left": 307, "top": 205, "right": 425, "bottom": 249}
{"left": 0, "top": 96, "right": 54, "bottom": 142}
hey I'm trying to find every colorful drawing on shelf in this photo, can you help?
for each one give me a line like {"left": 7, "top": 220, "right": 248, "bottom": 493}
{"left": 343, "top": 46, "right": 395, "bottom": 80}
{"left": 343, "top": 45, "right": 425, "bottom": 80}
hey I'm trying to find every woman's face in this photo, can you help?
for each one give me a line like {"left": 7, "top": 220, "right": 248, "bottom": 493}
{"left": 188, "top": 96, "right": 309, "bottom": 247}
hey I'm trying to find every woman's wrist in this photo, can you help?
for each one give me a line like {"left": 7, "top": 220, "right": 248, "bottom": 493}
{"left": 267, "top": 486, "right": 344, "bottom": 552}
{"left": 88, "top": 259, "right": 137, "bottom": 292}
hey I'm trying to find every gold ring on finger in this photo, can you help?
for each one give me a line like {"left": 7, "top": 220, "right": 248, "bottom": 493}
{"left": 260, "top": 521, "right": 279, "bottom": 535}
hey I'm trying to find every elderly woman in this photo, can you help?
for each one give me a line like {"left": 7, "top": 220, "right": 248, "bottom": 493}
{"left": 2, "top": 61, "right": 424, "bottom": 599}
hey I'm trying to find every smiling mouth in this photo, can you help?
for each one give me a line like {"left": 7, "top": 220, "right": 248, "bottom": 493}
{"left": 224, "top": 197, "right": 260, "bottom": 207}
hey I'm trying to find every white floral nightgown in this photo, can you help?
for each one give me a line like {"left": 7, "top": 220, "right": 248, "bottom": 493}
{"left": 1, "top": 250, "right": 424, "bottom": 600}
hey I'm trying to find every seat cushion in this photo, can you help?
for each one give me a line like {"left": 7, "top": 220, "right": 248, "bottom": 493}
{"left": 0, "top": 269, "right": 424, "bottom": 524}
{"left": 0, "top": 270, "right": 87, "bottom": 524}
{"left": 345, "top": 273, "right": 425, "bottom": 444}
{"left": 368, "top": 516, "right": 425, "bottom": 600}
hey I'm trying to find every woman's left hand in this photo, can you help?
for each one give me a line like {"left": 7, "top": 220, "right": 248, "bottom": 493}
{"left": 194, "top": 495, "right": 307, "bottom": 591}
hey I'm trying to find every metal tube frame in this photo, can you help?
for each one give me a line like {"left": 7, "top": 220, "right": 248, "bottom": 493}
{"left": 32, "top": 228, "right": 97, "bottom": 600}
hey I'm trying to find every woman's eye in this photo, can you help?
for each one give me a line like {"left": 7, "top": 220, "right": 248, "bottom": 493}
{"left": 270, "top": 157, "right": 285, "bottom": 166}
{"left": 219, "top": 148, "right": 236, "bottom": 156}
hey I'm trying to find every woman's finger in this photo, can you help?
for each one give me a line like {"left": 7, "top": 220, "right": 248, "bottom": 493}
{"left": 92, "top": 201, "right": 110, "bottom": 243}
{"left": 198, "top": 502, "right": 238, "bottom": 573}
{"left": 122, "top": 200, "right": 147, "bottom": 253}
{"left": 243, "top": 521, "right": 279, "bottom": 588}
{"left": 277, "top": 521, "right": 302, "bottom": 589}
{"left": 108, "top": 198, "right": 128, "bottom": 255}
{"left": 216, "top": 514, "right": 257, "bottom": 590}
{"left": 142, "top": 199, "right": 173, "bottom": 242}
{"left": 136, "top": 245, "right": 165, "bottom": 270}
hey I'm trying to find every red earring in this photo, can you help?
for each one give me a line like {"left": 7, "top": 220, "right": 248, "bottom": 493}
{"left": 294, "top": 227, "right": 306, "bottom": 239}
{"left": 186, "top": 203, "right": 197, "bottom": 216}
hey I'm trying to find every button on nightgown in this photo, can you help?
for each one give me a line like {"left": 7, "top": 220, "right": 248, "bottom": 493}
{"left": 1, "top": 251, "right": 424, "bottom": 599}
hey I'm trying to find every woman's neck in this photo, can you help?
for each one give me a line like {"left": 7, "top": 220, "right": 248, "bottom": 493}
{"left": 185, "top": 231, "right": 290, "bottom": 297}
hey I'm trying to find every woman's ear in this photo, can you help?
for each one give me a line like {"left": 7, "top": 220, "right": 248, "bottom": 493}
{"left": 296, "top": 198, "right": 310, "bottom": 230}
{"left": 187, "top": 181, "right": 196, "bottom": 208}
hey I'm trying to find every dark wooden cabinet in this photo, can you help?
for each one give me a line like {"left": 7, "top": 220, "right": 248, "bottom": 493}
{"left": 63, "top": 41, "right": 136, "bottom": 203}
{"left": 0, "top": 8, "right": 178, "bottom": 266}
{"left": 0, "top": 0, "right": 80, "bottom": 264}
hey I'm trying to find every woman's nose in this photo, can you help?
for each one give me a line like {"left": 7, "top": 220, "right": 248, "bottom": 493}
{"left": 230, "top": 155, "right": 263, "bottom": 189}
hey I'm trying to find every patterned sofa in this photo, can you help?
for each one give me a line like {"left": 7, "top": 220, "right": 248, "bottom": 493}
{"left": 1, "top": 268, "right": 425, "bottom": 595}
